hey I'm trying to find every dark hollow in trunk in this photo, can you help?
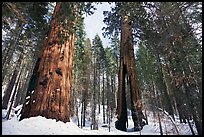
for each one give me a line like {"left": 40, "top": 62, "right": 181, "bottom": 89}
{"left": 115, "top": 16, "right": 146, "bottom": 132}
{"left": 115, "top": 65, "right": 127, "bottom": 131}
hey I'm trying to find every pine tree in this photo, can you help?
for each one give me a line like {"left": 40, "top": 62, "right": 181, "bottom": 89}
{"left": 2, "top": 2, "right": 49, "bottom": 111}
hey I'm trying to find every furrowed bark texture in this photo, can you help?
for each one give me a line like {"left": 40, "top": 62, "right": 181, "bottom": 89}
{"left": 20, "top": 2, "right": 77, "bottom": 122}
{"left": 116, "top": 16, "right": 144, "bottom": 131}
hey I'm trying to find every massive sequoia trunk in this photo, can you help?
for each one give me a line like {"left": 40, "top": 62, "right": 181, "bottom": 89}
{"left": 115, "top": 16, "right": 145, "bottom": 131}
{"left": 20, "top": 2, "right": 78, "bottom": 122}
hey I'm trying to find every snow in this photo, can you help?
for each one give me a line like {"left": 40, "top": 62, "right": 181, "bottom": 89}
{"left": 2, "top": 105, "right": 198, "bottom": 135}
{"left": 25, "top": 101, "right": 29, "bottom": 105}
{"left": 2, "top": 85, "right": 7, "bottom": 97}
{"left": 25, "top": 96, "right": 30, "bottom": 99}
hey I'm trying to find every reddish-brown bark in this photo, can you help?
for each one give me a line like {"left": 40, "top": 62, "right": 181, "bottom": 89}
{"left": 116, "top": 16, "right": 145, "bottom": 131}
{"left": 20, "top": 2, "right": 77, "bottom": 123}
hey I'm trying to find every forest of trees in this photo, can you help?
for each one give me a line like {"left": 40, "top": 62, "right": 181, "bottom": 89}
{"left": 2, "top": 2, "right": 202, "bottom": 135}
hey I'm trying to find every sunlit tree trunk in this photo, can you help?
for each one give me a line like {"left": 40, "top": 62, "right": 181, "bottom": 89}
{"left": 19, "top": 67, "right": 34, "bottom": 105}
{"left": 14, "top": 64, "right": 27, "bottom": 108}
{"left": 5, "top": 62, "right": 23, "bottom": 120}
{"left": 20, "top": 2, "right": 78, "bottom": 122}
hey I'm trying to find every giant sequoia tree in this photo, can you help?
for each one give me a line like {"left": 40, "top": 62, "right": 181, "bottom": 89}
{"left": 20, "top": 2, "right": 95, "bottom": 122}
{"left": 103, "top": 3, "right": 146, "bottom": 131}
{"left": 116, "top": 16, "right": 145, "bottom": 131}
{"left": 114, "top": 2, "right": 202, "bottom": 134}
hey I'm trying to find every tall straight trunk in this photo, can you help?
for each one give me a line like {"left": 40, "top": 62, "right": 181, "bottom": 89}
{"left": 98, "top": 67, "right": 100, "bottom": 114}
{"left": 116, "top": 16, "right": 144, "bottom": 131}
{"left": 82, "top": 99, "right": 86, "bottom": 127}
{"left": 144, "top": 108, "right": 148, "bottom": 125}
{"left": 167, "top": 60, "right": 188, "bottom": 124}
{"left": 13, "top": 76, "right": 24, "bottom": 108}
{"left": 113, "top": 73, "right": 116, "bottom": 109}
{"left": 107, "top": 76, "right": 111, "bottom": 132}
{"left": 16, "top": 58, "right": 36, "bottom": 106}
{"left": 72, "top": 56, "right": 78, "bottom": 119}
{"left": 2, "top": 53, "right": 24, "bottom": 109}
{"left": 70, "top": 65, "right": 75, "bottom": 117}
{"left": 157, "top": 54, "right": 175, "bottom": 120}
{"left": 13, "top": 63, "right": 27, "bottom": 108}
{"left": 92, "top": 56, "right": 97, "bottom": 130}
{"left": 19, "top": 2, "right": 78, "bottom": 122}
{"left": 110, "top": 75, "right": 114, "bottom": 120}
{"left": 187, "top": 118, "right": 195, "bottom": 135}
{"left": 5, "top": 63, "right": 23, "bottom": 120}
{"left": 19, "top": 68, "right": 34, "bottom": 105}
{"left": 162, "top": 63, "right": 179, "bottom": 116}
{"left": 81, "top": 98, "right": 84, "bottom": 128}
{"left": 2, "top": 70, "right": 18, "bottom": 109}
{"left": 106, "top": 75, "right": 110, "bottom": 124}
{"left": 102, "top": 71, "right": 105, "bottom": 124}
{"left": 77, "top": 99, "right": 80, "bottom": 127}
{"left": 158, "top": 112, "right": 163, "bottom": 135}
{"left": 83, "top": 76, "right": 89, "bottom": 127}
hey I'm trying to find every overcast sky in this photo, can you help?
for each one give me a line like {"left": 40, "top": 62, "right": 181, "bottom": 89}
{"left": 84, "top": 2, "right": 115, "bottom": 47}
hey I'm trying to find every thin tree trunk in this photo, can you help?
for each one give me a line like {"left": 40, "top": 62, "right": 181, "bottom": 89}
{"left": 157, "top": 54, "right": 175, "bottom": 120}
{"left": 2, "top": 70, "right": 18, "bottom": 109}
{"left": 14, "top": 63, "right": 29, "bottom": 108}
{"left": 83, "top": 100, "right": 86, "bottom": 127}
{"left": 2, "top": 53, "right": 24, "bottom": 109}
{"left": 187, "top": 118, "right": 195, "bottom": 135}
{"left": 113, "top": 71, "right": 116, "bottom": 109}
{"left": 102, "top": 72, "right": 105, "bottom": 124}
{"left": 19, "top": 68, "right": 34, "bottom": 105}
{"left": 144, "top": 108, "right": 148, "bottom": 125}
{"left": 106, "top": 75, "right": 110, "bottom": 124}
{"left": 82, "top": 76, "right": 89, "bottom": 127}
{"left": 77, "top": 101, "right": 80, "bottom": 127}
{"left": 98, "top": 68, "right": 100, "bottom": 114}
{"left": 92, "top": 56, "right": 97, "bottom": 130}
{"left": 158, "top": 112, "right": 163, "bottom": 135}
{"left": 110, "top": 75, "right": 114, "bottom": 121}
{"left": 5, "top": 63, "right": 23, "bottom": 120}
{"left": 81, "top": 98, "right": 83, "bottom": 128}
{"left": 152, "top": 104, "right": 180, "bottom": 135}
{"left": 108, "top": 106, "right": 111, "bottom": 132}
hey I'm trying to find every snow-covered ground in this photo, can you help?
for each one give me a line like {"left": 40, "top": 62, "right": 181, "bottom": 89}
{"left": 2, "top": 105, "right": 197, "bottom": 135}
